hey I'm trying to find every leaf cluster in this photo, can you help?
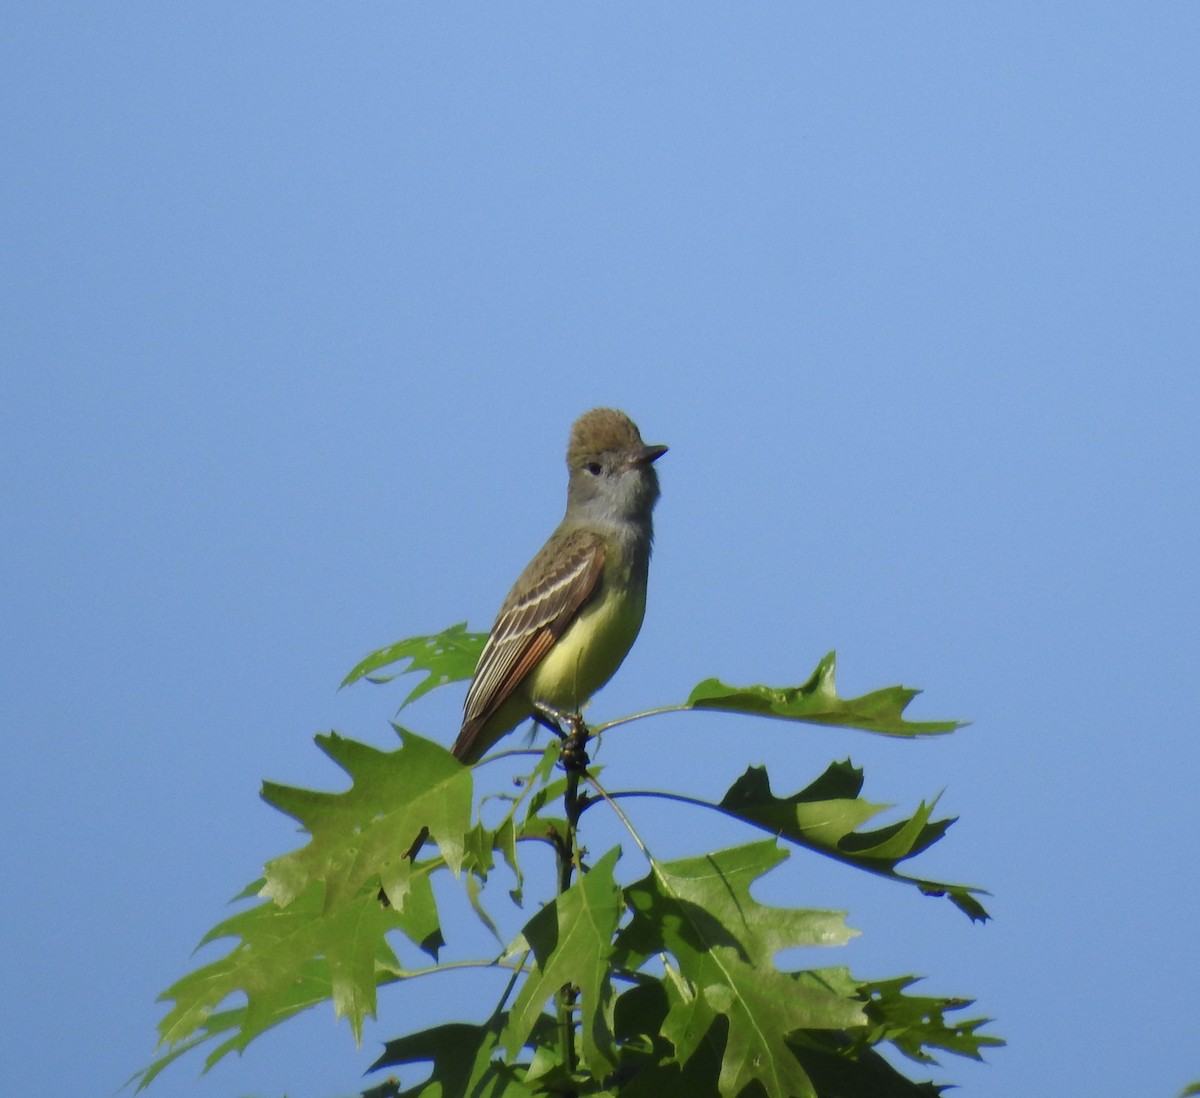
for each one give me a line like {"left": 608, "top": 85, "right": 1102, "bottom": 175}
{"left": 138, "top": 627, "right": 1000, "bottom": 1097}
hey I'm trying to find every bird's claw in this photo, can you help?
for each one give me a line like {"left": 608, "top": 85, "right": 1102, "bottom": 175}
{"left": 532, "top": 702, "right": 590, "bottom": 772}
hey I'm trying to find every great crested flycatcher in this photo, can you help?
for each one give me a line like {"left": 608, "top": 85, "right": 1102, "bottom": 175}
{"left": 451, "top": 407, "right": 667, "bottom": 764}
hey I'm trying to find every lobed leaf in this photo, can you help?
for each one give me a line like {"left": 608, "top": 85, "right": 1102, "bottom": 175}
{"left": 146, "top": 874, "right": 438, "bottom": 1081}
{"left": 717, "top": 762, "right": 990, "bottom": 921}
{"left": 687, "top": 651, "right": 964, "bottom": 737}
{"left": 787, "top": 1038, "right": 950, "bottom": 1097}
{"left": 502, "top": 847, "right": 624, "bottom": 1077}
{"left": 147, "top": 628, "right": 996, "bottom": 1094}
{"left": 261, "top": 727, "right": 472, "bottom": 912}
{"left": 144, "top": 729, "right": 488, "bottom": 1080}
{"left": 615, "top": 840, "right": 863, "bottom": 1098}
{"left": 341, "top": 622, "right": 486, "bottom": 708}
{"left": 371, "top": 1018, "right": 540, "bottom": 1097}
{"left": 856, "top": 975, "right": 1004, "bottom": 1064}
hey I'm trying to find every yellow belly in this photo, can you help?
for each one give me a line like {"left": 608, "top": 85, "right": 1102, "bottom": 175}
{"left": 524, "top": 579, "right": 647, "bottom": 711}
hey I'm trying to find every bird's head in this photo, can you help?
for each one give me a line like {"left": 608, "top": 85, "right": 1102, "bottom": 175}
{"left": 565, "top": 408, "right": 667, "bottom": 524}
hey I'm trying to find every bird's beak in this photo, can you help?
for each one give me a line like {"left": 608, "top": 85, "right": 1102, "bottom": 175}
{"left": 627, "top": 443, "right": 668, "bottom": 469}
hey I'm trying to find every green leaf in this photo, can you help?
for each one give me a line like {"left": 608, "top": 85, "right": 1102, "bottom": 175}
{"left": 148, "top": 874, "right": 435, "bottom": 1076}
{"left": 717, "top": 762, "right": 990, "bottom": 921}
{"left": 1179, "top": 1083, "right": 1200, "bottom": 1097}
{"left": 616, "top": 1011, "right": 948, "bottom": 1098}
{"left": 608, "top": 969, "right": 995, "bottom": 1098}
{"left": 856, "top": 975, "right": 1004, "bottom": 1064}
{"left": 261, "top": 728, "right": 472, "bottom": 912}
{"left": 129, "top": 1017, "right": 239, "bottom": 1092}
{"left": 687, "top": 651, "right": 964, "bottom": 737}
{"left": 371, "top": 1018, "right": 538, "bottom": 1097}
{"left": 144, "top": 729, "right": 484, "bottom": 1078}
{"left": 612, "top": 978, "right": 673, "bottom": 1059}
{"left": 615, "top": 840, "right": 863, "bottom": 1098}
{"left": 503, "top": 847, "right": 624, "bottom": 1076}
{"left": 789, "top": 1039, "right": 949, "bottom": 1097}
{"left": 148, "top": 628, "right": 995, "bottom": 1095}
{"left": 341, "top": 622, "right": 486, "bottom": 708}
{"left": 615, "top": 1020, "right": 728, "bottom": 1098}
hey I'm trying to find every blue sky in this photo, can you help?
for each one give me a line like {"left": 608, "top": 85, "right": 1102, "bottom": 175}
{"left": 3, "top": 5, "right": 1198, "bottom": 1097}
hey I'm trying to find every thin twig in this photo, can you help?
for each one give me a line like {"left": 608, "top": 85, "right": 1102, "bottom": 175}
{"left": 374, "top": 955, "right": 530, "bottom": 984}
{"left": 585, "top": 775, "right": 652, "bottom": 862}
{"left": 591, "top": 703, "right": 692, "bottom": 735}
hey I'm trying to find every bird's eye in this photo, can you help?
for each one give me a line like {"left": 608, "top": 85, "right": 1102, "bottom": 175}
{"left": 584, "top": 461, "right": 602, "bottom": 476}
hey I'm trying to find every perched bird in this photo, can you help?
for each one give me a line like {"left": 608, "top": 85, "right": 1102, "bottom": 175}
{"left": 452, "top": 407, "right": 667, "bottom": 763}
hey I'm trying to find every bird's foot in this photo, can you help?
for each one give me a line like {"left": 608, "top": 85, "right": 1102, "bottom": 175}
{"left": 531, "top": 700, "right": 578, "bottom": 737}
{"left": 532, "top": 702, "right": 590, "bottom": 772}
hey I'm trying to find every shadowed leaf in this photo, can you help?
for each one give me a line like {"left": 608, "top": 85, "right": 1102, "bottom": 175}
{"left": 371, "top": 1018, "right": 540, "bottom": 1097}
{"left": 717, "top": 762, "right": 990, "bottom": 921}
{"left": 855, "top": 975, "right": 1004, "bottom": 1064}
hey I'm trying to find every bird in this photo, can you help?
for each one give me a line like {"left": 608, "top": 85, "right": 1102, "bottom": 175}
{"left": 451, "top": 407, "right": 667, "bottom": 764}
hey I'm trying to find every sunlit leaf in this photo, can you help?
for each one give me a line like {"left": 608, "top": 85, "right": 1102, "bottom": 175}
{"left": 146, "top": 626, "right": 997, "bottom": 1096}
{"left": 147, "top": 875, "right": 434, "bottom": 1078}
{"left": 615, "top": 840, "right": 863, "bottom": 1098}
{"left": 503, "top": 848, "right": 624, "bottom": 1076}
{"left": 687, "top": 651, "right": 963, "bottom": 737}
{"left": 261, "top": 728, "right": 472, "bottom": 912}
{"left": 341, "top": 622, "right": 486, "bottom": 708}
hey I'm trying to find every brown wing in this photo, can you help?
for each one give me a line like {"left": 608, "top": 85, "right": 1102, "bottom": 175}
{"left": 452, "top": 528, "right": 605, "bottom": 762}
